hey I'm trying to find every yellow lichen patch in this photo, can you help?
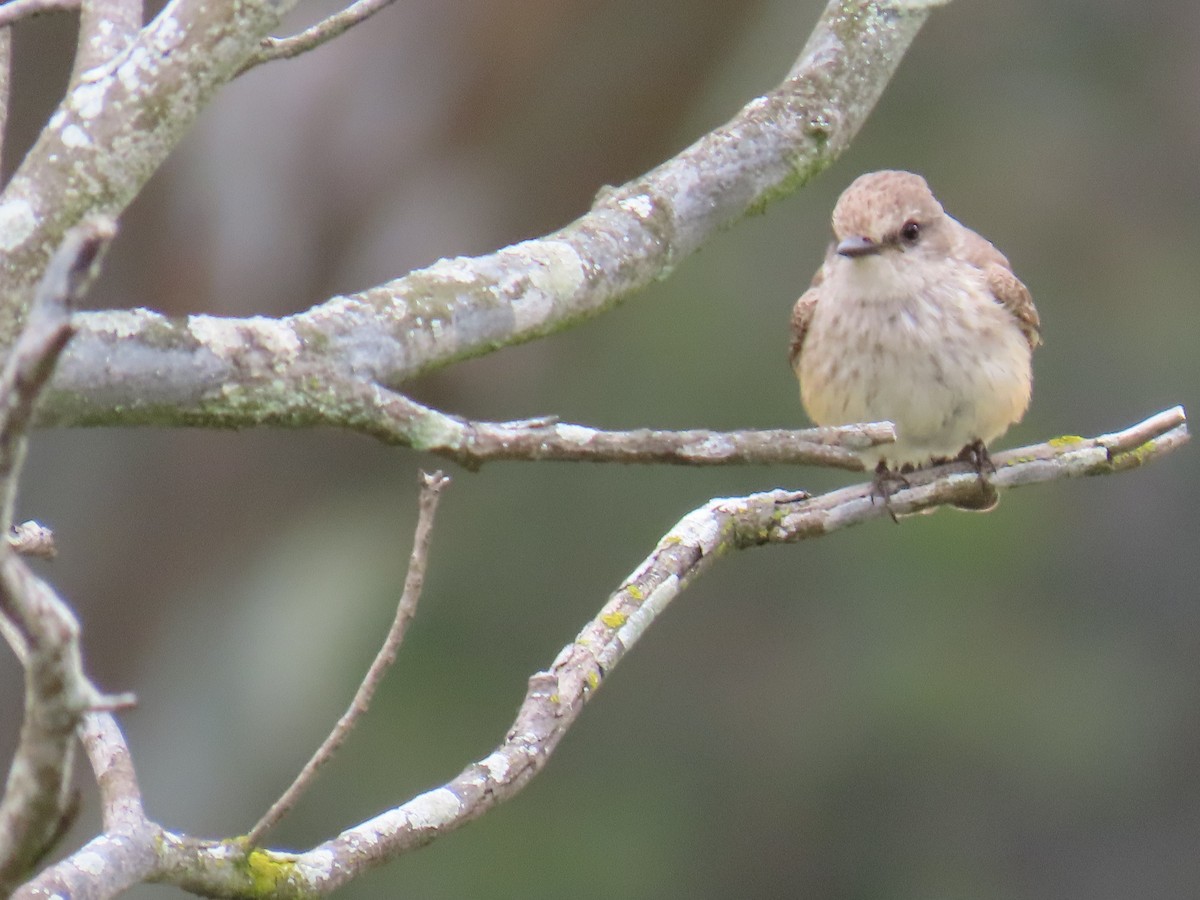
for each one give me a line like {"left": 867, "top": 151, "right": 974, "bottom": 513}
{"left": 601, "top": 610, "right": 627, "bottom": 629}
{"left": 1048, "top": 435, "right": 1085, "bottom": 448}
{"left": 585, "top": 670, "right": 600, "bottom": 691}
{"left": 242, "top": 848, "right": 298, "bottom": 895}
{"left": 626, "top": 584, "right": 645, "bottom": 601}
{"left": 1112, "top": 440, "right": 1156, "bottom": 469}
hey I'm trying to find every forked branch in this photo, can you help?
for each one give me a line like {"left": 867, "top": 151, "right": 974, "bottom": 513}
{"left": 28, "top": 407, "right": 1180, "bottom": 898}
{"left": 40, "top": 0, "right": 947, "bottom": 428}
{"left": 0, "top": 219, "right": 127, "bottom": 896}
{"left": 239, "top": 0, "right": 402, "bottom": 73}
{"left": 290, "top": 407, "right": 1188, "bottom": 894}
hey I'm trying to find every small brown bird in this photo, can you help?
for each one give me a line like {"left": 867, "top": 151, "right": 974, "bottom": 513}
{"left": 789, "top": 170, "right": 1041, "bottom": 508}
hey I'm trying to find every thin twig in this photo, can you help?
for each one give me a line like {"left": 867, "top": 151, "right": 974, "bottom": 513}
{"left": 245, "top": 470, "right": 451, "bottom": 846}
{"left": 79, "top": 712, "right": 145, "bottom": 832}
{"left": 0, "top": 218, "right": 119, "bottom": 895}
{"left": 0, "top": 0, "right": 79, "bottom": 27}
{"left": 445, "top": 420, "right": 894, "bottom": 470}
{"left": 355, "top": 384, "right": 896, "bottom": 470}
{"left": 1095, "top": 405, "right": 1186, "bottom": 456}
{"left": 238, "top": 0, "right": 400, "bottom": 74}
{"left": 23, "top": 408, "right": 1187, "bottom": 897}
{"left": 0, "top": 216, "right": 115, "bottom": 527}
{"left": 287, "top": 407, "right": 1187, "bottom": 892}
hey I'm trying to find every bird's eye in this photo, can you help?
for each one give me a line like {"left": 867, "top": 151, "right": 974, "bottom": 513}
{"left": 900, "top": 220, "right": 921, "bottom": 243}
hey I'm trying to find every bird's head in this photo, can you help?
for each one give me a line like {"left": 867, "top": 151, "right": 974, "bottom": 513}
{"left": 830, "top": 170, "right": 951, "bottom": 265}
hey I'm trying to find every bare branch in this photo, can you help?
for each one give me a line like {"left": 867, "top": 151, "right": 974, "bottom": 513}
{"left": 13, "top": 829, "right": 161, "bottom": 899}
{"left": 0, "top": 28, "right": 10, "bottom": 173}
{"left": 284, "top": 408, "right": 1189, "bottom": 891}
{"left": 437, "top": 420, "right": 892, "bottom": 470}
{"left": 79, "top": 712, "right": 145, "bottom": 832}
{"left": 0, "top": 0, "right": 300, "bottom": 348}
{"left": 0, "top": 216, "right": 114, "bottom": 526}
{"left": 69, "top": 0, "right": 144, "bottom": 84}
{"left": 41, "top": 0, "right": 943, "bottom": 428}
{"left": 246, "top": 470, "right": 450, "bottom": 847}
{"left": 8, "top": 521, "right": 56, "bottom": 559}
{"left": 0, "top": 0, "right": 79, "bottom": 28}
{"left": 1095, "top": 405, "right": 1186, "bottom": 458}
{"left": 346, "top": 387, "right": 896, "bottom": 470}
{"left": 43, "top": 343, "right": 897, "bottom": 468}
{"left": 239, "top": 0, "right": 401, "bottom": 73}
{"left": 0, "top": 219, "right": 122, "bottom": 894}
{"left": 140, "top": 408, "right": 1186, "bottom": 897}
{"left": 12, "top": 0, "right": 1180, "bottom": 894}
{"left": 14, "top": 713, "right": 156, "bottom": 897}
{"left": 15, "top": 408, "right": 1185, "bottom": 896}
{"left": 0, "top": 558, "right": 97, "bottom": 895}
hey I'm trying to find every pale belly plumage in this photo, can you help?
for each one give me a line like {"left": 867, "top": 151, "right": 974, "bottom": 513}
{"left": 797, "top": 267, "right": 1032, "bottom": 468}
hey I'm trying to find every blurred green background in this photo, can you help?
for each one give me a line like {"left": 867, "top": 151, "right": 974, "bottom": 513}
{"left": 3, "top": 0, "right": 1199, "bottom": 896}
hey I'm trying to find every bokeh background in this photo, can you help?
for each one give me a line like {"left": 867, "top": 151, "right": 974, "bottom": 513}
{"left": 3, "top": 0, "right": 1199, "bottom": 897}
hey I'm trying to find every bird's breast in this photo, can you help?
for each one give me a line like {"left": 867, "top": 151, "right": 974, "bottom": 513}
{"left": 797, "top": 261, "right": 1033, "bottom": 465}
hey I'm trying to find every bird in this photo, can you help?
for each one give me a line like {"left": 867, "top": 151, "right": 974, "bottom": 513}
{"left": 789, "top": 170, "right": 1041, "bottom": 511}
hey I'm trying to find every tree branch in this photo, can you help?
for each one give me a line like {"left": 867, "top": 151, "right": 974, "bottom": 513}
{"left": 69, "top": 0, "right": 144, "bottom": 85}
{"left": 246, "top": 471, "right": 450, "bottom": 847}
{"left": 37, "top": 407, "right": 1177, "bottom": 898}
{"left": 39, "top": 0, "right": 945, "bottom": 430}
{"left": 0, "top": 219, "right": 126, "bottom": 895}
{"left": 238, "top": 0, "right": 402, "bottom": 74}
{"left": 335, "top": 387, "right": 899, "bottom": 469}
{"left": 42, "top": 347, "right": 899, "bottom": 469}
{"left": 14, "top": 827, "right": 161, "bottom": 899}
{"left": 10, "top": 1, "right": 1182, "bottom": 896}
{"left": 0, "top": 218, "right": 112, "bottom": 520}
{"left": 13, "top": 713, "right": 158, "bottom": 898}
{"left": 80, "top": 712, "right": 145, "bottom": 833}
{"left": 0, "top": 27, "right": 10, "bottom": 174}
{"left": 0, "top": 0, "right": 299, "bottom": 348}
{"left": 8, "top": 521, "right": 56, "bottom": 559}
{"left": 423, "top": 417, "right": 896, "bottom": 471}
{"left": 294, "top": 408, "right": 1189, "bottom": 893}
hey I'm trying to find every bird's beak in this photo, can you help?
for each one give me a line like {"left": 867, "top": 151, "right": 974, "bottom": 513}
{"left": 836, "top": 235, "right": 880, "bottom": 258}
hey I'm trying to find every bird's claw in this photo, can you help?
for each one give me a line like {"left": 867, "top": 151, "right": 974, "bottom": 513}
{"left": 870, "top": 461, "right": 910, "bottom": 523}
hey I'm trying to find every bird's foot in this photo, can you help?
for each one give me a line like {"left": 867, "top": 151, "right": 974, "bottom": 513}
{"left": 956, "top": 439, "right": 996, "bottom": 474}
{"left": 953, "top": 439, "right": 999, "bottom": 511}
{"left": 870, "top": 461, "right": 910, "bottom": 523}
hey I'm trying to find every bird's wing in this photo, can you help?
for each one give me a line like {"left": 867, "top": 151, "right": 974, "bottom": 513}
{"left": 953, "top": 218, "right": 1042, "bottom": 349}
{"left": 984, "top": 263, "right": 1041, "bottom": 348}
{"left": 789, "top": 256, "right": 828, "bottom": 368}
